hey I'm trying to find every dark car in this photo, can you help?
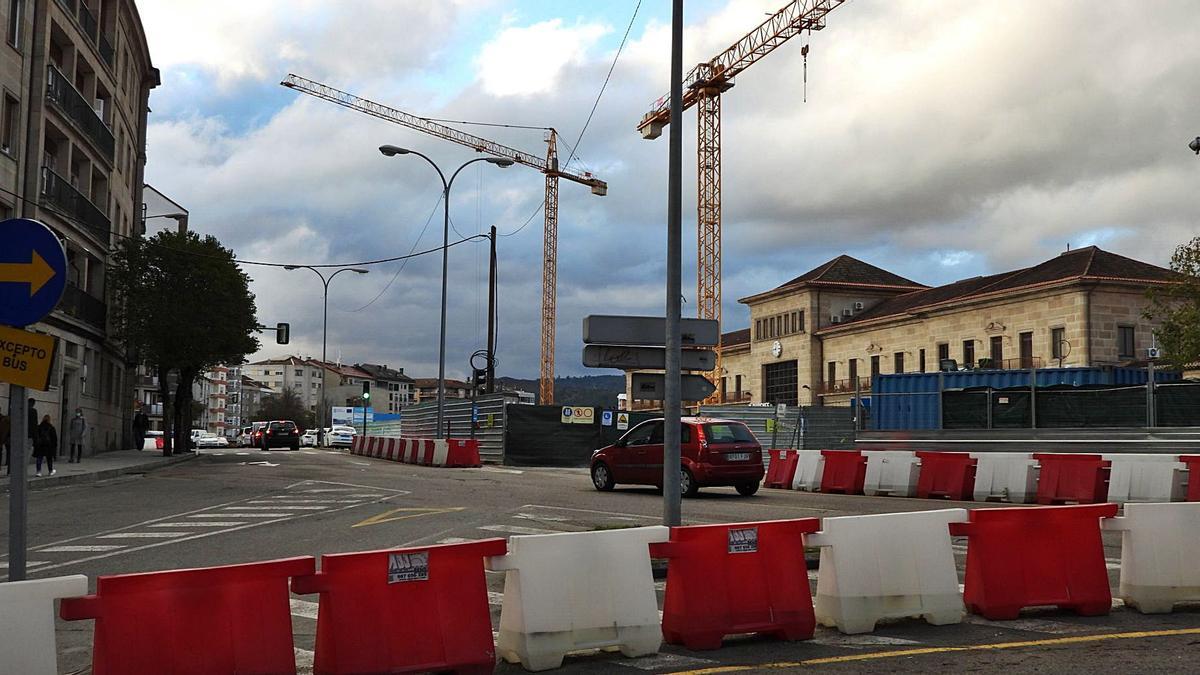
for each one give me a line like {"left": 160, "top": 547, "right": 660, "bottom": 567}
{"left": 261, "top": 420, "right": 300, "bottom": 451}
{"left": 590, "top": 417, "right": 764, "bottom": 497}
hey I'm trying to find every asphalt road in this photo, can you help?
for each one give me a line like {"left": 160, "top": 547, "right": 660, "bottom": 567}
{"left": 1, "top": 448, "right": 1196, "bottom": 674}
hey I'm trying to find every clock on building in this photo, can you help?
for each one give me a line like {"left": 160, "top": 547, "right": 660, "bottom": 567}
{"left": 771, "top": 340, "right": 783, "bottom": 358}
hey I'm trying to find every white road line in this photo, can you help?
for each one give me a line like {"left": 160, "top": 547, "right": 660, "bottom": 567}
{"left": 436, "top": 537, "right": 477, "bottom": 544}
{"left": 188, "top": 513, "right": 282, "bottom": 518}
{"left": 617, "top": 654, "right": 718, "bottom": 671}
{"left": 344, "top": 493, "right": 384, "bottom": 498}
{"left": 478, "top": 524, "right": 558, "bottom": 536}
{"left": 300, "top": 451, "right": 318, "bottom": 455}
{"left": 294, "top": 647, "right": 314, "bottom": 672}
{"left": 150, "top": 521, "right": 245, "bottom": 527}
{"left": 810, "top": 634, "right": 922, "bottom": 647}
{"left": 97, "top": 532, "right": 189, "bottom": 539}
{"left": 41, "top": 545, "right": 125, "bottom": 552}
{"left": 520, "top": 504, "right": 661, "bottom": 521}
{"left": 0, "top": 561, "right": 50, "bottom": 568}
{"left": 224, "top": 506, "right": 328, "bottom": 511}
{"left": 290, "top": 598, "right": 320, "bottom": 620}
{"left": 488, "top": 591, "right": 505, "bottom": 605}
{"left": 479, "top": 466, "right": 524, "bottom": 475}
{"left": 248, "top": 500, "right": 362, "bottom": 504}
{"left": 236, "top": 452, "right": 249, "bottom": 456}
{"left": 962, "top": 616, "right": 1109, "bottom": 634}
{"left": 513, "top": 513, "right": 570, "bottom": 522}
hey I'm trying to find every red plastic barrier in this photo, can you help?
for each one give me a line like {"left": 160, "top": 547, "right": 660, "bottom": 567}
{"left": 292, "top": 539, "right": 505, "bottom": 674}
{"left": 819, "top": 450, "right": 867, "bottom": 494}
{"left": 350, "top": 435, "right": 365, "bottom": 455}
{"left": 650, "top": 518, "right": 819, "bottom": 650}
{"left": 949, "top": 503, "right": 1117, "bottom": 620}
{"left": 445, "top": 439, "right": 483, "bottom": 468}
{"left": 916, "top": 451, "right": 978, "bottom": 500}
{"left": 764, "top": 450, "right": 799, "bottom": 489}
{"left": 1182, "top": 456, "right": 1200, "bottom": 502}
{"left": 60, "top": 556, "right": 314, "bottom": 675}
{"left": 1033, "top": 453, "right": 1111, "bottom": 504}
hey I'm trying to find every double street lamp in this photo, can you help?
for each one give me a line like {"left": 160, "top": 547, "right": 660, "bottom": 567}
{"left": 378, "top": 145, "right": 514, "bottom": 438}
{"left": 283, "top": 265, "right": 369, "bottom": 445}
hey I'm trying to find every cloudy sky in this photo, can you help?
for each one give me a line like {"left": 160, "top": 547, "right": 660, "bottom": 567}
{"left": 139, "top": 0, "right": 1200, "bottom": 380}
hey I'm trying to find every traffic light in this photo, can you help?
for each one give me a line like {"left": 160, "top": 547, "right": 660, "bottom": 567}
{"left": 361, "top": 380, "right": 371, "bottom": 402}
{"left": 276, "top": 322, "right": 290, "bottom": 344}
{"left": 472, "top": 368, "right": 488, "bottom": 397}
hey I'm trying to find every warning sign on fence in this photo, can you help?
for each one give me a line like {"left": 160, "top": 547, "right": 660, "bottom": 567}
{"left": 387, "top": 551, "right": 429, "bottom": 583}
{"left": 560, "top": 406, "right": 595, "bottom": 425}
{"left": 728, "top": 527, "right": 758, "bottom": 554}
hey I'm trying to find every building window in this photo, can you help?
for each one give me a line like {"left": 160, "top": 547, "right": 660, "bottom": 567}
{"left": 919, "top": 349, "right": 926, "bottom": 373}
{"left": 990, "top": 336, "right": 1004, "bottom": 366}
{"left": 894, "top": 352, "right": 904, "bottom": 374}
{"left": 1118, "top": 325, "right": 1135, "bottom": 359}
{"left": 790, "top": 312, "right": 798, "bottom": 333}
{"left": 827, "top": 361, "right": 836, "bottom": 385}
{"left": 7, "top": 0, "right": 22, "bottom": 48}
{"left": 755, "top": 319, "right": 762, "bottom": 340}
{"left": 735, "top": 374, "right": 742, "bottom": 400}
{"left": 1050, "top": 327, "right": 1065, "bottom": 361}
{"left": 962, "top": 340, "right": 975, "bottom": 368}
{"left": 848, "top": 358, "right": 858, "bottom": 384}
{"left": 870, "top": 355, "right": 880, "bottom": 377}
{"left": 294, "top": 369, "right": 303, "bottom": 377}
{"left": 937, "top": 343, "right": 949, "bottom": 364}
{"left": 763, "top": 360, "right": 798, "bottom": 406}
{"left": 1019, "top": 331, "right": 1033, "bottom": 368}
{"left": 768, "top": 317, "right": 775, "bottom": 338}
{"left": 798, "top": 311, "right": 805, "bottom": 332}
{"left": 1, "top": 93, "right": 17, "bottom": 155}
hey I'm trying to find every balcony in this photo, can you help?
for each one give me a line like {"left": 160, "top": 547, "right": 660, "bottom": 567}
{"left": 963, "top": 356, "right": 1046, "bottom": 371}
{"left": 59, "top": 282, "right": 107, "bottom": 329}
{"left": 45, "top": 65, "right": 115, "bottom": 160}
{"left": 99, "top": 33, "right": 114, "bottom": 68}
{"left": 77, "top": 2, "right": 98, "bottom": 44}
{"left": 817, "top": 377, "right": 872, "bottom": 396}
{"left": 40, "top": 166, "right": 110, "bottom": 243}
{"left": 53, "top": 0, "right": 76, "bottom": 15}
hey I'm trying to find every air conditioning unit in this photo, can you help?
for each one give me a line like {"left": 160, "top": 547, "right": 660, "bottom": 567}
{"left": 830, "top": 315, "right": 841, "bottom": 324}
{"left": 842, "top": 308, "right": 853, "bottom": 317}
{"left": 1146, "top": 347, "right": 1161, "bottom": 360}
{"left": 854, "top": 302, "right": 865, "bottom": 310}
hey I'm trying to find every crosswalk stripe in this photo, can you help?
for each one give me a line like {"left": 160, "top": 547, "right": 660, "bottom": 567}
{"left": 248, "top": 500, "right": 361, "bottom": 504}
{"left": 150, "top": 521, "right": 245, "bottom": 527}
{"left": 224, "top": 506, "right": 328, "bottom": 511}
{"left": 294, "top": 647, "right": 314, "bottom": 672}
{"left": 188, "top": 513, "right": 281, "bottom": 518}
{"left": 478, "top": 524, "right": 558, "bottom": 536}
{"left": 98, "top": 532, "right": 189, "bottom": 539}
{"left": 41, "top": 545, "right": 124, "bottom": 552}
{"left": 0, "top": 561, "right": 50, "bottom": 568}
{"left": 290, "top": 598, "right": 320, "bottom": 620}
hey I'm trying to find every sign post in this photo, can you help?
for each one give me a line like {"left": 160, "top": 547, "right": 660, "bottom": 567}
{"left": 0, "top": 218, "right": 68, "bottom": 582}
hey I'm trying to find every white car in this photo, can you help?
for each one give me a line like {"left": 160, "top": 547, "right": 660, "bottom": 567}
{"left": 327, "top": 427, "right": 356, "bottom": 448}
{"left": 195, "top": 433, "right": 225, "bottom": 449}
{"left": 300, "top": 429, "right": 318, "bottom": 447}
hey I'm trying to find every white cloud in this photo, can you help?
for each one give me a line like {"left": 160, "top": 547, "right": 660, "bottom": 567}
{"left": 476, "top": 19, "right": 610, "bottom": 97}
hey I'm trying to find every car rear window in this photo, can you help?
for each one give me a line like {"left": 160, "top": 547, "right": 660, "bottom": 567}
{"left": 704, "top": 423, "right": 757, "bottom": 444}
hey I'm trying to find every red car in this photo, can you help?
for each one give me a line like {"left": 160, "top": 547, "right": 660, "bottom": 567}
{"left": 590, "top": 417, "right": 764, "bottom": 497}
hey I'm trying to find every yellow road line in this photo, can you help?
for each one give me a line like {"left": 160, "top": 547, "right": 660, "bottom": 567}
{"left": 351, "top": 507, "right": 465, "bottom": 528}
{"left": 670, "top": 627, "right": 1200, "bottom": 674}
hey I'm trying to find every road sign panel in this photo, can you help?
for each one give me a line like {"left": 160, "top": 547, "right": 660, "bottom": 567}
{"left": 583, "top": 345, "right": 716, "bottom": 371}
{"left": 582, "top": 315, "right": 720, "bottom": 347}
{"left": 630, "top": 373, "right": 717, "bottom": 402}
{"left": 0, "top": 325, "right": 56, "bottom": 390}
{"left": 0, "top": 219, "right": 67, "bottom": 327}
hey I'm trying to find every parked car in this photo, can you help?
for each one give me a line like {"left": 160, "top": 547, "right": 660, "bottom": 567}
{"left": 141, "top": 430, "right": 164, "bottom": 451}
{"left": 245, "top": 421, "right": 269, "bottom": 448}
{"left": 589, "top": 417, "right": 764, "bottom": 497}
{"left": 300, "top": 429, "right": 318, "bottom": 447}
{"left": 237, "top": 426, "right": 253, "bottom": 447}
{"left": 261, "top": 420, "right": 300, "bottom": 451}
{"left": 195, "top": 433, "right": 225, "bottom": 449}
{"left": 327, "top": 426, "right": 356, "bottom": 448}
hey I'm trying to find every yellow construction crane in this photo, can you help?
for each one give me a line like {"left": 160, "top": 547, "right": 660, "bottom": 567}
{"left": 282, "top": 74, "right": 608, "bottom": 405}
{"left": 637, "top": 0, "right": 844, "bottom": 401}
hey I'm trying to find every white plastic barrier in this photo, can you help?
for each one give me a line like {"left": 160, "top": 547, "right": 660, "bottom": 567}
{"left": 0, "top": 574, "right": 88, "bottom": 675}
{"left": 790, "top": 450, "right": 826, "bottom": 491}
{"left": 862, "top": 450, "right": 920, "bottom": 497}
{"left": 486, "top": 526, "right": 669, "bottom": 671}
{"left": 1102, "top": 454, "right": 1187, "bottom": 503}
{"left": 808, "top": 509, "right": 966, "bottom": 634}
{"left": 1102, "top": 502, "right": 1200, "bottom": 613}
{"left": 971, "top": 452, "right": 1037, "bottom": 503}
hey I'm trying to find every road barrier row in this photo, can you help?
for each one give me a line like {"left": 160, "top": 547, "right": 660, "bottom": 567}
{"left": 9, "top": 502, "right": 1198, "bottom": 673}
{"left": 350, "top": 435, "right": 482, "bottom": 468}
{"left": 766, "top": 449, "right": 1197, "bottom": 504}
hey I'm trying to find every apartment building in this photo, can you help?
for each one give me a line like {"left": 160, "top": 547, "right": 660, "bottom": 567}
{"left": 0, "top": 0, "right": 157, "bottom": 454}
{"left": 355, "top": 363, "right": 414, "bottom": 413}
{"left": 242, "top": 356, "right": 325, "bottom": 411}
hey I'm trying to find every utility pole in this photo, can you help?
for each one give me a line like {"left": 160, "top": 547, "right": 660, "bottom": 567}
{"left": 662, "top": 0, "right": 684, "bottom": 527}
{"left": 487, "top": 225, "right": 497, "bottom": 394}
{"left": 8, "top": 388, "right": 27, "bottom": 581}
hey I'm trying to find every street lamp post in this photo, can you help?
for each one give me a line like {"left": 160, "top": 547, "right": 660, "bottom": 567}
{"left": 142, "top": 211, "right": 189, "bottom": 234}
{"left": 378, "top": 145, "right": 513, "bottom": 438}
{"left": 283, "top": 265, "right": 369, "bottom": 446}
{"left": 1190, "top": 137, "right": 1200, "bottom": 155}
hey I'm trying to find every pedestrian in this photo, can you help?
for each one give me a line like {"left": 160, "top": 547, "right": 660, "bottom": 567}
{"left": 0, "top": 411, "right": 9, "bottom": 475}
{"left": 132, "top": 406, "right": 149, "bottom": 451}
{"left": 34, "top": 414, "right": 57, "bottom": 477}
{"left": 68, "top": 408, "right": 86, "bottom": 463}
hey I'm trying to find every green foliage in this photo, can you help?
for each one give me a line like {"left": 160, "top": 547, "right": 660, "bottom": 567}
{"left": 1147, "top": 236, "right": 1200, "bottom": 368}
{"left": 255, "top": 388, "right": 317, "bottom": 429}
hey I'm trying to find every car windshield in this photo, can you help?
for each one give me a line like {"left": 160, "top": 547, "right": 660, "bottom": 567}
{"left": 703, "top": 423, "right": 757, "bottom": 444}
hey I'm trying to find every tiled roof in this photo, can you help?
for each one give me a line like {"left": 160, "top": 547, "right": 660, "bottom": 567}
{"left": 773, "top": 255, "right": 926, "bottom": 291}
{"left": 721, "top": 328, "right": 750, "bottom": 348}
{"left": 356, "top": 363, "right": 414, "bottom": 382}
{"left": 413, "top": 378, "right": 470, "bottom": 389}
{"left": 828, "top": 247, "right": 1177, "bottom": 329}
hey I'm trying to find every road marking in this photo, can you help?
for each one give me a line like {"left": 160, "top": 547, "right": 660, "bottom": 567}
{"left": 437, "top": 537, "right": 477, "bottom": 544}
{"left": 962, "top": 616, "right": 1111, "bottom": 634}
{"left": 514, "top": 512, "right": 571, "bottom": 522}
{"left": 488, "top": 591, "right": 505, "bottom": 605}
{"left": 290, "top": 598, "right": 320, "bottom": 620}
{"left": 810, "top": 634, "right": 922, "bottom": 647}
{"left": 478, "top": 524, "right": 558, "bottom": 536}
{"left": 0, "top": 561, "right": 50, "bottom": 568}
{"left": 294, "top": 647, "right": 314, "bottom": 672}
{"left": 236, "top": 452, "right": 249, "bottom": 456}
{"left": 150, "top": 521, "right": 246, "bottom": 527}
{"left": 521, "top": 504, "right": 661, "bottom": 521}
{"left": 619, "top": 654, "right": 718, "bottom": 671}
{"left": 97, "top": 532, "right": 189, "bottom": 539}
{"left": 349, "top": 461, "right": 371, "bottom": 466}
{"left": 188, "top": 513, "right": 282, "bottom": 518}
{"left": 479, "top": 466, "right": 524, "bottom": 475}
{"left": 666, "top": 628, "right": 1200, "bottom": 673}
{"left": 249, "top": 499, "right": 360, "bottom": 504}
{"left": 224, "top": 506, "right": 330, "bottom": 511}
{"left": 246, "top": 461, "right": 280, "bottom": 467}
{"left": 344, "top": 493, "right": 385, "bottom": 498}
{"left": 352, "top": 507, "right": 465, "bottom": 528}
{"left": 40, "top": 545, "right": 125, "bottom": 552}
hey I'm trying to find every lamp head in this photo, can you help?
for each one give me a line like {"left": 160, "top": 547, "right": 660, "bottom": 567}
{"left": 1190, "top": 136, "right": 1200, "bottom": 155}
{"left": 283, "top": 265, "right": 300, "bottom": 270}
{"left": 487, "top": 157, "right": 515, "bottom": 168}
{"left": 379, "top": 145, "right": 410, "bottom": 157}
{"left": 350, "top": 268, "right": 369, "bottom": 274}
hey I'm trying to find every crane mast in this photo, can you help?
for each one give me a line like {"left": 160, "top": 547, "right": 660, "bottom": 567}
{"left": 635, "top": 0, "right": 844, "bottom": 404}
{"left": 282, "top": 74, "right": 608, "bottom": 404}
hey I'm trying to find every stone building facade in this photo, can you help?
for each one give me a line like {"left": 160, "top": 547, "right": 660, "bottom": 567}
{"left": 715, "top": 247, "right": 1177, "bottom": 408}
{"left": 0, "top": 0, "right": 156, "bottom": 454}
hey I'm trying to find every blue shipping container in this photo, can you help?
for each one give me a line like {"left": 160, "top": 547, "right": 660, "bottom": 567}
{"left": 871, "top": 366, "right": 1181, "bottom": 430}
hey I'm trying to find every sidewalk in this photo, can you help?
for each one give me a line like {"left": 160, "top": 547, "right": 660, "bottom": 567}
{"left": 0, "top": 449, "right": 196, "bottom": 491}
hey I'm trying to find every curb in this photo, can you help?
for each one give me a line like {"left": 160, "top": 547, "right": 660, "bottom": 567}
{"left": 0, "top": 452, "right": 198, "bottom": 492}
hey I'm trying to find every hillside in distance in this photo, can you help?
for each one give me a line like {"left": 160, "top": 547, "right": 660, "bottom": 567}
{"left": 496, "top": 375, "right": 625, "bottom": 408}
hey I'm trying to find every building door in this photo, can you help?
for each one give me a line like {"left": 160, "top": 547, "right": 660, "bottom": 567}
{"left": 763, "top": 361, "right": 798, "bottom": 406}
{"left": 990, "top": 336, "right": 1004, "bottom": 366}
{"left": 1019, "top": 331, "right": 1033, "bottom": 368}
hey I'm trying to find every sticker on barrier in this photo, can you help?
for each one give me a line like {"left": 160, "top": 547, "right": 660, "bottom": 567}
{"left": 650, "top": 518, "right": 819, "bottom": 650}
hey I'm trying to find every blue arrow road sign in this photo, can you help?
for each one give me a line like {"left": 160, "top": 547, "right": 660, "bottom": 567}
{"left": 0, "top": 219, "right": 67, "bottom": 327}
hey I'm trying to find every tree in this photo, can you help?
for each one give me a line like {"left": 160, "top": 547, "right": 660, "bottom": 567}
{"left": 255, "top": 388, "right": 316, "bottom": 429}
{"left": 1146, "top": 236, "right": 1200, "bottom": 369}
{"left": 110, "top": 230, "right": 259, "bottom": 455}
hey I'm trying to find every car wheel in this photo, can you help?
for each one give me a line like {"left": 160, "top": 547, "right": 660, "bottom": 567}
{"left": 591, "top": 462, "right": 615, "bottom": 491}
{"left": 680, "top": 467, "right": 699, "bottom": 498}
{"left": 736, "top": 481, "right": 760, "bottom": 496}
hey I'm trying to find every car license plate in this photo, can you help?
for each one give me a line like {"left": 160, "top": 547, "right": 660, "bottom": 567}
{"left": 727, "top": 452, "right": 750, "bottom": 461}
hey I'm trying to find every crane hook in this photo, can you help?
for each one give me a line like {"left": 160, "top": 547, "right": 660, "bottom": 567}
{"left": 801, "top": 44, "right": 810, "bottom": 103}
